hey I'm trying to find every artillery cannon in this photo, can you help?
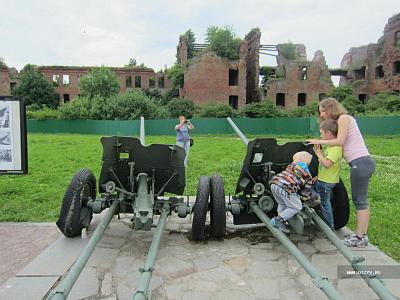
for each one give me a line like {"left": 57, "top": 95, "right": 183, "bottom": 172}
{"left": 47, "top": 118, "right": 192, "bottom": 300}
{"left": 190, "top": 117, "right": 395, "bottom": 300}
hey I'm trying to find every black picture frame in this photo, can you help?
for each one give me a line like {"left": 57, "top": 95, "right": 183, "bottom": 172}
{"left": 0, "top": 96, "right": 28, "bottom": 175}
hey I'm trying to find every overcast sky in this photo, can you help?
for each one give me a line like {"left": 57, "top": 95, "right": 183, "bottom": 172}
{"left": 0, "top": 0, "right": 398, "bottom": 73}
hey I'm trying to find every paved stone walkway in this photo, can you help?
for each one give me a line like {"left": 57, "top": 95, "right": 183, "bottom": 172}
{"left": 1, "top": 211, "right": 399, "bottom": 300}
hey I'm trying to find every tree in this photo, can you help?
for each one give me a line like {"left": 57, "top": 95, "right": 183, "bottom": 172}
{"left": 341, "top": 95, "right": 365, "bottom": 115}
{"left": 79, "top": 66, "right": 120, "bottom": 99}
{"left": 327, "top": 86, "right": 353, "bottom": 102}
{"left": 289, "top": 101, "right": 320, "bottom": 117}
{"left": 166, "top": 98, "right": 195, "bottom": 118}
{"left": 205, "top": 26, "right": 242, "bottom": 60}
{"left": 166, "top": 63, "right": 184, "bottom": 89}
{"left": 12, "top": 64, "right": 58, "bottom": 108}
{"left": 0, "top": 57, "right": 6, "bottom": 66}
{"left": 127, "top": 58, "right": 137, "bottom": 66}
{"left": 182, "top": 29, "right": 196, "bottom": 59}
{"left": 197, "top": 102, "right": 241, "bottom": 118}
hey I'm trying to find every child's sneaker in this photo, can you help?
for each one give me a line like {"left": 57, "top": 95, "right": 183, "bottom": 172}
{"left": 343, "top": 234, "right": 368, "bottom": 247}
{"left": 270, "top": 217, "right": 290, "bottom": 233}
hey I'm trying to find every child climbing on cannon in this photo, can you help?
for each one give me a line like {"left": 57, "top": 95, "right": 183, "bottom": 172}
{"left": 269, "top": 151, "right": 318, "bottom": 233}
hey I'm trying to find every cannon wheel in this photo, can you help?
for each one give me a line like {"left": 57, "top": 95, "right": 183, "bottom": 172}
{"left": 192, "top": 176, "right": 210, "bottom": 241}
{"left": 332, "top": 179, "right": 350, "bottom": 230}
{"left": 56, "top": 169, "right": 96, "bottom": 237}
{"left": 210, "top": 174, "right": 226, "bottom": 239}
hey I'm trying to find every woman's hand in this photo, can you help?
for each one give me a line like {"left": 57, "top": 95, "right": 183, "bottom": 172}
{"left": 307, "top": 139, "right": 321, "bottom": 145}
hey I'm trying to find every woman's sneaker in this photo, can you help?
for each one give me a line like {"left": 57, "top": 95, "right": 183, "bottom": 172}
{"left": 344, "top": 234, "right": 368, "bottom": 247}
{"left": 271, "top": 217, "right": 290, "bottom": 233}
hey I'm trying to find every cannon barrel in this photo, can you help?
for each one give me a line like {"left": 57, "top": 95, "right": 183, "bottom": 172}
{"left": 47, "top": 200, "right": 120, "bottom": 300}
{"left": 140, "top": 116, "right": 145, "bottom": 146}
{"left": 227, "top": 117, "right": 249, "bottom": 145}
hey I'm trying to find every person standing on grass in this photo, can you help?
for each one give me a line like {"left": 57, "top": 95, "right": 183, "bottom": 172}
{"left": 175, "top": 115, "right": 194, "bottom": 167}
{"left": 312, "top": 119, "right": 342, "bottom": 232}
{"left": 307, "top": 98, "right": 376, "bottom": 247}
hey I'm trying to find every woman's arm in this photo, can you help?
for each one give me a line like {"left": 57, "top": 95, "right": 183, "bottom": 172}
{"left": 188, "top": 122, "right": 194, "bottom": 130}
{"left": 308, "top": 115, "right": 350, "bottom": 146}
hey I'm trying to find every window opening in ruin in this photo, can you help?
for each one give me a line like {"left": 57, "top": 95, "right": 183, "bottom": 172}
{"left": 158, "top": 76, "right": 165, "bottom": 89}
{"left": 319, "top": 93, "right": 326, "bottom": 101}
{"left": 63, "top": 94, "right": 70, "bottom": 103}
{"left": 229, "top": 95, "right": 238, "bottom": 109}
{"left": 375, "top": 65, "right": 384, "bottom": 78}
{"left": 52, "top": 75, "right": 60, "bottom": 86}
{"left": 276, "top": 93, "right": 285, "bottom": 107}
{"left": 229, "top": 69, "right": 239, "bottom": 86}
{"left": 395, "top": 31, "right": 400, "bottom": 47}
{"left": 298, "top": 93, "right": 306, "bottom": 106}
{"left": 149, "top": 77, "right": 155, "bottom": 88}
{"left": 135, "top": 76, "right": 141, "bottom": 88}
{"left": 299, "top": 66, "right": 307, "bottom": 80}
{"left": 358, "top": 94, "right": 367, "bottom": 104}
{"left": 354, "top": 67, "right": 366, "bottom": 80}
{"left": 10, "top": 82, "right": 17, "bottom": 92}
{"left": 126, "top": 75, "right": 132, "bottom": 88}
{"left": 62, "top": 75, "right": 69, "bottom": 85}
{"left": 394, "top": 61, "right": 400, "bottom": 75}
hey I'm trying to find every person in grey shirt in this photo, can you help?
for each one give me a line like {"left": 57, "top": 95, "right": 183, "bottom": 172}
{"left": 175, "top": 115, "right": 194, "bottom": 167}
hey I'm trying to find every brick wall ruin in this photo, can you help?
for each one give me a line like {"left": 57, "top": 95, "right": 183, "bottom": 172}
{"left": 265, "top": 45, "right": 333, "bottom": 109}
{"left": 340, "top": 13, "right": 400, "bottom": 101}
{"left": 0, "top": 65, "right": 170, "bottom": 105}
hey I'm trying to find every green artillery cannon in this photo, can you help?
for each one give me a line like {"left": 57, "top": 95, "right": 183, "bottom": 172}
{"left": 47, "top": 122, "right": 192, "bottom": 299}
{"left": 190, "top": 117, "right": 395, "bottom": 300}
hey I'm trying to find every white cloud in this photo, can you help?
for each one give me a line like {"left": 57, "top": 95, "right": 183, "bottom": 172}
{"left": 0, "top": 0, "right": 398, "bottom": 72}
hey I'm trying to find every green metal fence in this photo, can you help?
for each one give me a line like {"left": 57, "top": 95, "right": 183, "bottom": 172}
{"left": 27, "top": 116, "right": 400, "bottom": 136}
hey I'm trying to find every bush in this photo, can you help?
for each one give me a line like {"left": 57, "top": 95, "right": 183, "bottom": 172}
{"left": 166, "top": 98, "right": 195, "bottom": 118}
{"left": 327, "top": 86, "right": 353, "bottom": 102}
{"left": 341, "top": 95, "right": 365, "bottom": 115}
{"left": 26, "top": 106, "right": 59, "bottom": 120}
{"left": 243, "top": 101, "right": 281, "bottom": 118}
{"left": 59, "top": 97, "right": 91, "bottom": 120}
{"left": 196, "top": 102, "right": 241, "bottom": 118}
{"left": 289, "top": 101, "right": 319, "bottom": 117}
{"left": 365, "top": 92, "right": 400, "bottom": 113}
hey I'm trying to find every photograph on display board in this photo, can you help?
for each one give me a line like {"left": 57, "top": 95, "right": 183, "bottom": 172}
{"left": 0, "top": 149, "right": 12, "bottom": 163}
{"left": 0, "top": 131, "right": 11, "bottom": 145}
{"left": 0, "top": 101, "right": 10, "bottom": 128}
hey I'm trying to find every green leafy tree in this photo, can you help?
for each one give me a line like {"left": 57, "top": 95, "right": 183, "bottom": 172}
{"left": 12, "top": 64, "right": 58, "bottom": 108}
{"left": 182, "top": 29, "right": 196, "bottom": 59}
{"left": 327, "top": 86, "right": 353, "bottom": 102}
{"left": 79, "top": 66, "right": 120, "bottom": 99}
{"left": 59, "top": 97, "right": 91, "bottom": 119}
{"left": 166, "top": 98, "right": 195, "bottom": 118}
{"left": 0, "top": 57, "right": 6, "bottom": 66}
{"left": 243, "top": 101, "right": 281, "bottom": 118}
{"left": 277, "top": 43, "right": 296, "bottom": 60}
{"left": 197, "top": 102, "right": 241, "bottom": 118}
{"left": 166, "top": 63, "right": 184, "bottom": 89}
{"left": 205, "top": 26, "right": 242, "bottom": 60}
{"left": 127, "top": 58, "right": 137, "bottom": 66}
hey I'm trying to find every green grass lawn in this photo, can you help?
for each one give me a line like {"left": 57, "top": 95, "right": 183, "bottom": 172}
{"left": 0, "top": 133, "right": 399, "bottom": 261}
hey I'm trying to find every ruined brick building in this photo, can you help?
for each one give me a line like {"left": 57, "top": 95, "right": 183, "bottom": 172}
{"left": 177, "top": 29, "right": 333, "bottom": 109}
{"left": 0, "top": 65, "right": 170, "bottom": 104}
{"left": 339, "top": 13, "right": 400, "bottom": 102}
{"left": 177, "top": 29, "right": 261, "bottom": 109}
{"left": 264, "top": 45, "right": 333, "bottom": 109}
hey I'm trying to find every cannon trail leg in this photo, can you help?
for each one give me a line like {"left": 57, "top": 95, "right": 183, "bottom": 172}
{"left": 305, "top": 206, "right": 396, "bottom": 300}
{"left": 133, "top": 204, "right": 170, "bottom": 300}
{"left": 47, "top": 200, "right": 119, "bottom": 300}
{"left": 249, "top": 201, "right": 343, "bottom": 300}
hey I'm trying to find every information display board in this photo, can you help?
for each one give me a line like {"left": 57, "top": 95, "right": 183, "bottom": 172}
{"left": 0, "top": 96, "right": 28, "bottom": 174}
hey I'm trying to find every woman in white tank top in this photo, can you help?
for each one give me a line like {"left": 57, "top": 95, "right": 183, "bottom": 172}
{"left": 308, "top": 98, "right": 375, "bottom": 247}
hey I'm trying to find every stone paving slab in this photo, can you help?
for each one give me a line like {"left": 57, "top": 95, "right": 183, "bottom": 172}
{"left": 1, "top": 207, "right": 400, "bottom": 300}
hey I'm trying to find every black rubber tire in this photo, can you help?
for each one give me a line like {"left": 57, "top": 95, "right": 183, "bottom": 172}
{"left": 56, "top": 169, "right": 96, "bottom": 237}
{"left": 210, "top": 174, "right": 226, "bottom": 239}
{"left": 192, "top": 176, "right": 210, "bottom": 241}
{"left": 332, "top": 179, "right": 350, "bottom": 230}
